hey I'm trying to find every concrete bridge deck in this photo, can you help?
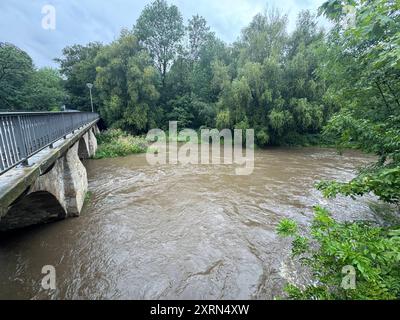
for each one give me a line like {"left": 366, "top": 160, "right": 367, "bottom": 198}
{"left": 0, "top": 114, "right": 100, "bottom": 231}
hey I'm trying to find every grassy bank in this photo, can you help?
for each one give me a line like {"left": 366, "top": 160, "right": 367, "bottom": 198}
{"left": 94, "top": 129, "right": 149, "bottom": 159}
{"left": 95, "top": 129, "right": 338, "bottom": 160}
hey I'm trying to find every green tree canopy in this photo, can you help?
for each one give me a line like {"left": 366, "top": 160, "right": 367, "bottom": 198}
{"left": 95, "top": 30, "right": 160, "bottom": 134}
{"left": 135, "top": 0, "right": 185, "bottom": 88}
{"left": 23, "top": 67, "right": 67, "bottom": 111}
{"left": 0, "top": 43, "right": 34, "bottom": 110}
{"left": 56, "top": 42, "right": 103, "bottom": 111}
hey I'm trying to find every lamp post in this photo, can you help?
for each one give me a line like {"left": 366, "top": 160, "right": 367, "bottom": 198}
{"left": 86, "top": 83, "right": 94, "bottom": 113}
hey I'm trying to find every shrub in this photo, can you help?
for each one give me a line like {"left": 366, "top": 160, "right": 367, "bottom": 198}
{"left": 256, "top": 129, "right": 270, "bottom": 146}
{"left": 94, "top": 130, "right": 148, "bottom": 159}
{"left": 96, "top": 128, "right": 126, "bottom": 144}
{"left": 277, "top": 206, "right": 400, "bottom": 300}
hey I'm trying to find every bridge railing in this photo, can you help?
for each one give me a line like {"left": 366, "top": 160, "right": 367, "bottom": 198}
{"left": 0, "top": 112, "right": 99, "bottom": 175}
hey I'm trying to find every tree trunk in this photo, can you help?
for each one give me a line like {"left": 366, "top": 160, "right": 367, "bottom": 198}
{"left": 375, "top": 80, "right": 390, "bottom": 110}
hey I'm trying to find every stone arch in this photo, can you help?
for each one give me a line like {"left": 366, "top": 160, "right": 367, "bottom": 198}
{"left": 78, "top": 133, "right": 90, "bottom": 159}
{"left": 0, "top": 191, "right": 66, "bottom": 232}
{"left": 29, "top": 142, "right": 88, "bottom": 218}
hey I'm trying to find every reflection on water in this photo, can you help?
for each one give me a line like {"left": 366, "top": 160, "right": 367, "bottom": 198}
{"left": 0, "top": 147, "right": 378, "bottom": 299}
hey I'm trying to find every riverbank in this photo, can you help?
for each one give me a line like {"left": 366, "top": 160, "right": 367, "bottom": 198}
{"left": 94, "top": 129, "right": 149, "bottom": 159}
{"left": 94, "top": 129, "right": 342, "bottom": 160}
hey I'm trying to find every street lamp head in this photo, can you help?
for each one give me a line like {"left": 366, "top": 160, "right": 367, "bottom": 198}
{"left": 86, "top": 83, "right": 93, "bottom": 89}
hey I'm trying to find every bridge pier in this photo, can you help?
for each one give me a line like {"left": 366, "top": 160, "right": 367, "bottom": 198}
{"left": 88, "top": 128, "right": 98, "bottom": 158}
{"left": 30, "top": 142, "right": 88, "bottom": 218}
{"left": 78, "top": 128, "right": 97, "bottom": 159}
{"left": 0, "top": 123, "right": 99, "bottom": 232}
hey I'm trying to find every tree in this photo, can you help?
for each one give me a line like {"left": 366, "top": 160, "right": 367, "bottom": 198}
{"left": 95, "top": 30, "right": 160, "bottom": 134}
{"left": 56, "top": 42, "right": 103, "bottom": 111}
{"left": 0, "top": 43, "right": 34, "bottom": 110}
{"left": 275, "top": 0, "right": 400, "bottom": 300}
{"left": 238, "top": 8, "right": 288, "bottom": 64}
{"left": 317, "top": 0, "right": 400, "bottom": 204}
{"left": 190, "top": 34, "right": 230, "bottom": 103}
{"left": 287, "top": 10, "right": 321, "bottom": 59}
{"left": 318, "top": 0, "right": 400, "bottom": 122}
{"left": 167, "top": 95, "right": 195, "bottom": 129}
{"left": 213, "top": 9, "right": 328, "bottom": 145}
{"left": 23, "top": 68, "right": 67, "bottom": 111}
{"left": 135, "top": 0, "right": 184, "bottom": 88}
{"left": 0, "top": 44, "right": 66, "bottom": 111}
{"left": 187, "top": 15, "right": 212, "bottom": 62}
{"left": 163, "top": 15, "right": 224, "bottom": 129}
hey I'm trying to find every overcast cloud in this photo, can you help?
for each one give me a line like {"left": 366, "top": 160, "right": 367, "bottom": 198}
{"left": 0, "top": 0, "right": 327, "bottom": 68}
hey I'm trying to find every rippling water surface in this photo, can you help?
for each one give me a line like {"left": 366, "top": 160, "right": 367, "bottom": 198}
{"left": 0, "top": 147, "right": 378, "bottom": 299}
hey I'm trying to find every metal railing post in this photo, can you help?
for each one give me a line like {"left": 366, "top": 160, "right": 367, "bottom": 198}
{"left": 12, "top": 116, "right": 28, "bottom": 166}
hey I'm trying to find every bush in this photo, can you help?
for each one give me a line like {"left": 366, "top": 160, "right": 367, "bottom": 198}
{"left": 256, "top": 129, "right": 270, "bottom": 146}
{"left": 94, "top": 129, "right": 148, "bottom": 159}
{"left": 96, "top": 128, "right": 127, "bottom": 144}
{"left": 277, "top": 206, "right": 400, "bottom": 300}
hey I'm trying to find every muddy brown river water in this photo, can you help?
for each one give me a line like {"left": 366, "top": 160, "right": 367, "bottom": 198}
{"left": 0, "top": 147, "right": 380, "bottom": 299}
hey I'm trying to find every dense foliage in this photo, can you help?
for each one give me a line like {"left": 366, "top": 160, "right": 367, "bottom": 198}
{"left": 94, "top": 129, "right": 148, "bottom": 159}
{"left": 55, "top": 42, "right": 103, "bottom": 111}
{"left": 1, "top": 1, "right": 335, "bottom": 146}
{"left": 277, "top": 0, "right": 400, "bottom": 300}
{"left": 215, "top": 10, "right": 330, "bottom": 145}
{"left": 315, "top": 0, "right": 400, "bottom": 205}
{"left": 278, "top": 207, "right": 400, "bottom": 300}
{"left": 49, "top": 0, "right": 332, "bottom": 145}
{"left": 0, "top": 43, "right": 66, "bottom": 111}
{"left": 1, "top": 0, "right": 399, "bottom": 300}
{"left": 94, "top": 31, "right": 160, "bottom": 134}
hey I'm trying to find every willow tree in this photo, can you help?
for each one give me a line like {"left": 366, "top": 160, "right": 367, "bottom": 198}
{"left": 214, "top": 9, "right": 327, "bottom": 145}
{"left": 95, "top": 31, "right": 160, "bottom": 134}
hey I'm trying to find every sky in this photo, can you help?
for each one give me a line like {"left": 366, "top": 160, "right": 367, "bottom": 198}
{"left": 0, "top": 0, "right": 328, "bottom": 68}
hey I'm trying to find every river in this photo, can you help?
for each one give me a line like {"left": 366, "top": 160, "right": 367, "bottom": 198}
{"left": 0, "top": 147, "right": 380, "bottom": 299}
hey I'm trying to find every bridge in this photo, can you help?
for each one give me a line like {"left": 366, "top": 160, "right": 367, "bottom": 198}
{"left": 0, "top": 112, "right": 100, "bottom": 232}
